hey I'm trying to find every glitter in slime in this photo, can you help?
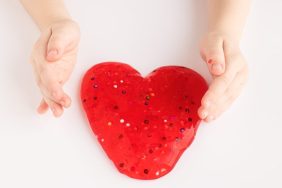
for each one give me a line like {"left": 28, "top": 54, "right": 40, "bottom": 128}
{"left": 81, "top": 62, "right": 208, "bottom": 180}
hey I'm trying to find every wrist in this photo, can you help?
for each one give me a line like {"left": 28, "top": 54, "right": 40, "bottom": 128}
{"left": 42, "top": 18, "right": 79, "bottom": 33}
{"left": 205, "top": 31, "right": 241, "bottom": 46}
{"left": 39, "top": 16, "right": 72, "bottom": 31}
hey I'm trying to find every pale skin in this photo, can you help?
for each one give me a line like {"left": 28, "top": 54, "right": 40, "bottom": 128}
{"left": 199, "top": 0, "right": 251, "bottom": 122}
{"left": 20, "top": 0, "right": 250, "bottom": 121}
{"left": 20, "top": 0, "right": 80, "bottom": 117}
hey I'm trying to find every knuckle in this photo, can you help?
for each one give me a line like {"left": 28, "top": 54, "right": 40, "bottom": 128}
{"left": 51, "top": 90, "right": 58, "bottom": 98}
{"left": 49, "top": 36, "right": 62, "bottom": 47}
{"left": 49, "top": 87, "right": 62, "bottom": 99}
{"left": 49, "top": 87, "right": 59, "bottom": 97}
{"left": 219, "top": 75, "right": 230, "bottom": 87}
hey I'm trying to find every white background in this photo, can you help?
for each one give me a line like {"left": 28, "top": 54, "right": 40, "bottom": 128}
{"left": 0, "top": 0, "right": 281, "bottom": 187}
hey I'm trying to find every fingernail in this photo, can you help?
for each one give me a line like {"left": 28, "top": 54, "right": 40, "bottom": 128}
{"left": 207, "top": 59, "right": 213, "bottom": 64}
{"left": 212, "top": 63, "right": 223, "bottom": 72}
{"left": 206, "top": 115, "right": 214, "bottom": 122}
{"left": 202, "top": 111, "right": 208, "bottom": 118}
{"left": 48, "top": 49, "right": 58, "bottom": 57}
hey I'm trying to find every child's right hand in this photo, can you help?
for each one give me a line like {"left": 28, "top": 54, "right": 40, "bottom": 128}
{"left": 30, "top": 19, "right": 80, "bottom": 117}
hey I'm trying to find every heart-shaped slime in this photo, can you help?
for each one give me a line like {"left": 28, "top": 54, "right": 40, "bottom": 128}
{"left": 81, "top": 62, "right": 208, "bottom": 180}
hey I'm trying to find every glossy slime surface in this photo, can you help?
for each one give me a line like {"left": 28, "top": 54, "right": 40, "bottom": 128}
{"left": 81, "top": 62, "right": 208, "bottom": 180}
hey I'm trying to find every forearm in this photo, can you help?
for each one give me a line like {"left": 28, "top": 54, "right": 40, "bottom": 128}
{"left": 20, "top": 0, "right": 71, "bottom": 31}
{"left": 208, "top": 0, "right": 251, "bottom": 42}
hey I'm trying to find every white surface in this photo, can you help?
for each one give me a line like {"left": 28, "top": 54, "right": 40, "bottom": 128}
{"left": 0, "top": 0, "right": 281, "bottom": 187}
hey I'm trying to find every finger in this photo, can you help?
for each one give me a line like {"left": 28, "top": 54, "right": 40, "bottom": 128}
{"left": 202, "top": 95, "right": 226, "bottom": 123}
{"left": 204, "top": 97, "right": 231, "bottom": 123}
{"left": 44, "top": 97, "right": 64, "bottom": 117}
{"left": 40, "top": 77, "right": 72, "bottom": 108}
{"left": 204, "top": 115, "right": 216, "bottom": 123}
{"left": 224, "top": 72, "right": 248, "bottom": 103}
{"left": 46, "top": 32, "right": 71, "bottom": 62}
{"left": 38, "top": 68, "right": 71, "bottom": 108}
{"left": 204, "top": 68, "right": 248, "bottom": 121}
{"left": 201, "top": 37, "right": 225, "bottom": 76}
{"left": 198, "top": 106, "right": 209, "bottom": 120}
{"left": 217, "top": 68, "right": 248, "bottom": 115}
{"left": 59, "top": 93, "right": 72, "bottom": 108}
{"left": 200, "top": 73, "right": 237, "bottom": 121}
{"left": 199, "top": 71, "right": 238, "bottom": 121}
{"left": 37, "top": 98, "right": 49, "bottom": 114}
{"left": 42, "top": 81, "right": 70, "bottom": 107}
{"left": 43, "top": 81, "right": 64, "bottom": 101}
{"left": 62, "top": 94, "right": 72, "bottom": 108}
{"left": 208, "top": 53, "right": 246, "bottom": 98}
{"left": 201, "top": 53, "right": 244, "bottom": 108}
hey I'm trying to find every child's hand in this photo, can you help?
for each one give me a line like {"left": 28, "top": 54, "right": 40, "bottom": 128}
{"left": 198, "top": 33, "right": 249, "bottom": 122}
{"left": 30, "top": 20, "right": 80, "bottom": 117}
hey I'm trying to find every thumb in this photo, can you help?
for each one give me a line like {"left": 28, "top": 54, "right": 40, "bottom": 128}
{"left": 46, "top": 33, "right": 68, "bottom": 62}
{"left": 201, "top": 38, "right": 226, "bottom": 76}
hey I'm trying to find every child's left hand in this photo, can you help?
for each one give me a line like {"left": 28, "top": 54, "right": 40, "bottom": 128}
{"left": 198, "top": 32, "right": 249, "bottom": 122}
